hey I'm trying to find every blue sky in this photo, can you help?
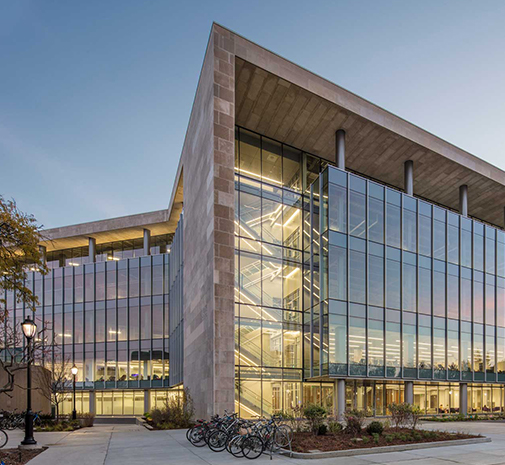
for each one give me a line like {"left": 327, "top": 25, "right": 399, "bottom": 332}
{"left": 1, "top": 0, "right": 505, "bottom": 228}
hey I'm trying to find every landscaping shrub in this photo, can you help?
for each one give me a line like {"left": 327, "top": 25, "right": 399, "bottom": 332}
{"left": 149, "top": 388, "right": 194, "bottom": 429}
{"left": 328, "top": 420, "right": 343, "bottom": 433}
{"left": 362, "top": 436, "right": 369, "bottom": 444}
{"left": 411, "top": 431, "right": 422, "bottom": 441}
{"left": 388, "top": 402, "right": 421, "bottom": 429}
{"left": 372, "top": 433, "right": 380, "bottom": 444}
{"left": 385, "top": 434, "right": 394, "bottom": 443}
{"left": 388, "top": 402, "right": 411, "bottom": 429}
{"left": 303, "top": 404, "right": 327, "bottom": 435}
{"left": 410, "top": 405, "right": 422, "bottom": 430}
{"left": 344, "top": 409, "right": 366, "bottom": 435}
{"left": 36, "top": 419, "right": 80, "bottom": 432}
{"left": 366, "top": 420, "right": 384, "bottom": 436}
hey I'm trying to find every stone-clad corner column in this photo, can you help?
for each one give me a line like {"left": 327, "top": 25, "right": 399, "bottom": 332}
{"left": 336, "top": 129, "right": 346, "bottom": 170}
{"left": 404, "top": 160, "right": 414, "bottom": 196}
{"left": 405, "top": 381, "right": 414, "bottom": 404}
{"left": 459, "top": 185, "right": 468, "bottom": 217}
{"left": 143, "top": 229, "right": 151, "bottom": 256}
{"left": 88, "top": 237, "right": 96, "bottom": 263}
{"left": 460, "top": 383, "right": 468, "bottom": 416}
{"left": 211, "top": 24, "right": 236, "bottom": 417}
{"left": 336, "top": 379, "right": 345, "bottom": 421}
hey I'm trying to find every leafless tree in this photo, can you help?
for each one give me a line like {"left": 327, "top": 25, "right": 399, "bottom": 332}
{"left": 0, "top": 316, "right": 54, "bottom": 399}
{"left": 34, "top": 351, "right": 72, "bottom": 421}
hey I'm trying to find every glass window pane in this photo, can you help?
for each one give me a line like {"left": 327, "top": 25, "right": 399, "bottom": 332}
{"left": 262, "top": 198, "right": 283, "bottom": 245}
{"left": 419, "top": 216, "right": 433, "bottom": 258}
{"left": 349, "top": 191, "right": 366, "bottom": 238}
{"left": 283, "top": 146, "right": 301, "bottom": 192}
{"left": 349, "top": 250, "right": 365, "bottom": 304}
{"left": 329, "top": 245, "right": 347, "bottom": 301}
{"left": 386, "top": 258, "right": 400, "bottom": 310}
{"left": 329, "top": 183, "right": 347, "bottom": 233}
{"left": 368, "top": 197, "right": 384, "bottom": 243}
{"left": 239, "top": 129, "right": 261, "bottom": 181}
{"left": 403, "top": 262, "right": 416, "bottom": 312}
{"left": 403, "top": 209, "right": 416, "bottom": 252}
{"left": 262, "top": 137, "right": 282, "bottom": 186}
{"left": 368, "top": 254, "right": 384, "bottom": 307}
{"left": 386, "top": 203, "right": 401, "bottom": 248}
{"left": 262, "top": 257, "right": 283, "bottom": 308}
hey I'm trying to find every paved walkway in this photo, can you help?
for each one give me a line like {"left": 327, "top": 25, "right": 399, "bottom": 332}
{"left": 5, "top": 420, "right": 505, "bottom": 464}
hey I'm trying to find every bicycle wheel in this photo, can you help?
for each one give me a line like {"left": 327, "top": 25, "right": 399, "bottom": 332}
{"left": 228, "top": 435, "right": 244, "bottom": 457}
{"left": 208, "top": 430, "right": 228, "bottom": 452}
{"left": 188, "top": 426, "right": 206, "bottom": 447}
{"left": 0, "top": 429, "right": 8, "bottom": 449}
{"left": 242, "top": 435, "right": 264, "bottom": 460}
{"left": 274, "top": 428, "right": 290, "bottom": 449}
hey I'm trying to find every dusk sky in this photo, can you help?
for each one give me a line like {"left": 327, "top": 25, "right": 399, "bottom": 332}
{"left": 1, "top": 0, "right": 505, "bottom": 228}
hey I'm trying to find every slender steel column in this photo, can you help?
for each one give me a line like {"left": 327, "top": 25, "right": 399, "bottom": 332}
{"left": 459, "top": 185, "right": 468, "bottom": 217}
{"left": 88, "top": 237, "right": 96, "bottom": 263}
{"left": 337, "top": 379, "right": 345, "bottom": 421}
{"left": 144, "top": 389, "right": 150, "bottom": 414}
{"left": 404, "top": 160, "right": 414, "bottom": 196}
{"left": 336, "top": 129, "right": 346, "bottom": 170}
{"left": 89, "top": 391, "right": 95, "bottom": 414}
{"left": 143, "top": 228, "right": 151, "bottom": 256}
{"left": 460, "top": 383, "right": 468, "bottom": 417}
{"left": 405, "top": 381, "right": 414, "bottom": 404}
{"left": 38, "top": 245, "right": 47, "bottom": 266}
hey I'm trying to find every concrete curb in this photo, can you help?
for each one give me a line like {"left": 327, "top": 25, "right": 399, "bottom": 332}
{"left": 280, "top": 436, "right": 491, "bottom": 459}
{"left": 136, "top": 417, "right": 153, "bottom": 430}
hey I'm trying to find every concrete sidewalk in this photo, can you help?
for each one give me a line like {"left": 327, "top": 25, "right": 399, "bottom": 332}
{"left": 4, "top": 420, "right": 505, "bottom": 465}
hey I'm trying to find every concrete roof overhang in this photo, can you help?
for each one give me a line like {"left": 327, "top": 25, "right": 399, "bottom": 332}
{"left": 41, "top": 209, "right": 174, "bottom": 252}
{"left": 232, "top": 34, "right": 505, "bottom": 228}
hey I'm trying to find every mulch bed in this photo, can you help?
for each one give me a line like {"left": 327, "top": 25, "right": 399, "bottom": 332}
{"left": 0, "top": 447, "right": 46, "bottom": 465}
{"left": 291, "top": 428, "right": 479, "bottom": 453}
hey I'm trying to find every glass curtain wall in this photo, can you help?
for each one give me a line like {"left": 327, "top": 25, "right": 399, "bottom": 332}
{"left": 2, "top": 252, "right": 171, "bottom": 405}
{"left": 317, "top": 164, "right": 505, "bottom": 386}
{"left": 234, "top": 127, "right": 334, "bottom": 417}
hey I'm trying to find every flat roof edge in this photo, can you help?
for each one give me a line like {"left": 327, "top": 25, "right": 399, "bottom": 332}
{"left": 42, "top": 209, "right": 169, "bottom": 242}
{"left": 213, "top": 22, "right": 505, "bottom": 186}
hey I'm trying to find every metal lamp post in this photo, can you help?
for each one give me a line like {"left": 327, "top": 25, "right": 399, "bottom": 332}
{"left": 71, "top": 365, "right": 78, "bottom": 420}
{"left": 20, "top": 316, "right": 37, "bottom": 447}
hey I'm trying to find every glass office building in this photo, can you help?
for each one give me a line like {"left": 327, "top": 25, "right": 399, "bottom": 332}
{"left": 2, "top": 222, "right": 184, "bottom": 416}
{"left": 7, "top": 25, "right": 505, "bottom": 418}
{"left": 234, "top": 126, "right": 505, "bottom": 417}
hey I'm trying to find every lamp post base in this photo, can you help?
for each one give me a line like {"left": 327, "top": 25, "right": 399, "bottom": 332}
{"left": 19, "top": 443, "right": 41, "bottom": 450}
{"left": 72, "top": 410, "right": 77, "bottom": 421}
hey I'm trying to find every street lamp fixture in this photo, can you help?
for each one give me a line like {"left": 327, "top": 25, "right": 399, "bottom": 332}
{"left": 71, "top": 364, "right": 78, "bottom": 420}
{"left": 20, "top": 316, "right": 37, "bottom": 448}
{"left": 21, "top": 317, "right": 37, "bottom": 339}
